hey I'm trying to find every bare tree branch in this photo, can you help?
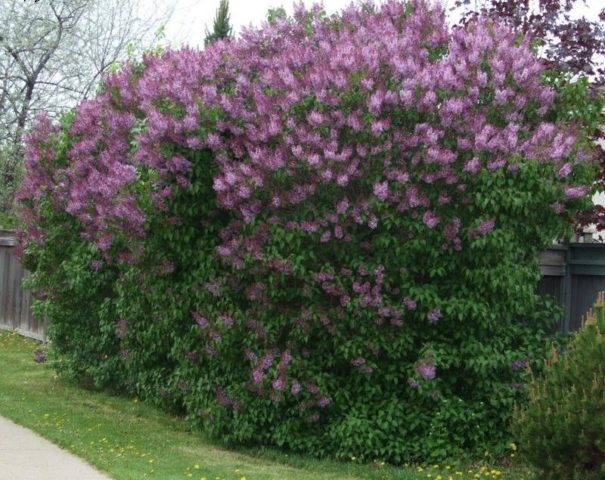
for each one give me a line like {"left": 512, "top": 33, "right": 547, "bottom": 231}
{"left": 0, "top": 0, "right": 173, "bottom": 212}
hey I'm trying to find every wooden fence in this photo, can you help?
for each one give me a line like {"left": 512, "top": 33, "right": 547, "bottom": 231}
{"left": 538, "top": 242, "right": 605, "bottom": 332}
{"left": 0, "top": 230, "right": 46, "bottom": 340}
{"left": 0, "top": 227, "right": 604, "bottom": 341}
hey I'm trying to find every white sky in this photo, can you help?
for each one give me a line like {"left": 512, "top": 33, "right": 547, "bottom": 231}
{"left": 148, "top": 0, "right": 603, "bottom": 49}
{"left": 157, "top": 0, "right": 354, "bottom": 48}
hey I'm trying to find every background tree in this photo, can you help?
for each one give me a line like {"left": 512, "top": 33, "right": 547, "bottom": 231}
{"left": 451, "top": 0, "right": 605, "bottom": 236}
{"left": 0, "top": 0, "right": 172, "bottom": 217}
{"left": 204, "top": 0, "right": 233, "bottom": 46}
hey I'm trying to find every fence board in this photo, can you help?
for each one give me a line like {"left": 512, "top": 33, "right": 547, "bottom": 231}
{"left": 0, "top": 233, "right": 45, "bottom": 340}
{"left": 569, "top": 274, "right": 604, "bottom": 332}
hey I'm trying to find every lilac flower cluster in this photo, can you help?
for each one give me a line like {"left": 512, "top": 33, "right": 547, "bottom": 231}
{"left": 18, "top": 0, "right": 588, "bottom": 267}
{"left": 418, "top": 357, "right": 437, "bottom": 380}
{"left": 512, "top": 357, "right": 529, "bottom": 371}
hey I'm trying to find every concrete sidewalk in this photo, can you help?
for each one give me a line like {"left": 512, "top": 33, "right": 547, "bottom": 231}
{"left": 0, "top": 416, "right": 111, "bottom": 480}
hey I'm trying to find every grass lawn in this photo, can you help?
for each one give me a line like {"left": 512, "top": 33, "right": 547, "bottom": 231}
{"left": 0, "top": 330, "right": 536, "bottom": 480}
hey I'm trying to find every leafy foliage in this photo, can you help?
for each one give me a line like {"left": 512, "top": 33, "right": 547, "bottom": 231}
{"left": 17, "top": 0, "right": 602, "bottom": 463}
{"left": 514, "top": 292, "right": 605, "bottom": 480}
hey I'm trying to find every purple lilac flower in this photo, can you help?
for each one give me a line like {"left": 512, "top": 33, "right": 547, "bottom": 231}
{"left": 407, "top": 378, "right": 419, "bottom": 389}
{"left": 291, "top": 381, "right": 301, "bottom": 395}
{"left": 33, "top": 349, "right": 46, "bottom": 364}
{"left": 557, "top": 163, "right": 573, "bottom": 178}
{"left": 204, "top": 281, "right": 221, "bottom": 296}
{"left": 193, "top": 312, "right": 209, "bottom": 329}
{"left": 318, "top": 396, "right": 330, "bottom": 408}
{"left": 218, "top": 314, "right": 234, "bottom": 328}
{"left": 404, "top": 297, "right": 417, "bottom": 310}
{"left": 373, "top": 181, "right": 389, "bottom": 201}
{"left": 269, "top": 392, "right": 283, "bottom": 403}
{"left": 487, "top": 158, "right": 506, "bottom": 171}
{"left": 337, "top": 269, "right": 352, "bottom": 280}
{"left": 550, "top": 202, "right": 565, "bottom": 214}
{"left": 423, "top": 210, "right": 440, "bottom": 228}
{"left": 90, "top": 260, "right": 103, "bottom": 271}
{"left": 565, "top": 186, "right": 589, "bottom": 200}
{"left": 96, "top": 235, "right": 113, "bottom": 251}
{"left": 281, "top": 350, "right": 293, "bottom": 366}
{"left": 186, "top": 351, "right": 199, "bottom": 362}
{"left": 474, "top": 218, "right": 496, "bottom": 236}
{"left": 512, "top": 357, "right": 529, "bottom": 371}
{"left": 215, "top": 387, "right": 231, "bottom": 406}
{"left": 252, "top": 369, "right": 265, "bottom": 384}
{"left": 116, "top": 318, "right": 128, "bottom": 339}
{"left": 272, "top": 377, "right": 285, "bottom": 391}
{"left": 427, "top": 308, "right": 442, "bottom": 324}
{"left": 368, "top": 215, "right": 378, "bottom": 229}
{"left": 336, "top": 198, "right": 349, "bottom": 214}
{"left": 161, "top": 260, "right": 175, "bottom": 274}
{"left": 417, "top": 358, "right": 436, "bottom": 380}
{"left": 246, "top": 282, "right": 266, "bottom": 300}
{"left": 260, "top": 352, "right": 275, "bottom": 370}
{"left": 463, "top": 157, "right": 481, "bottom": 173}
{"left": 352, "top": 357, "right": 366, "bottom": 367}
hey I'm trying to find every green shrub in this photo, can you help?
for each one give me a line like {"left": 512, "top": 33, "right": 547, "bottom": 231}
{"left": 514, "top": 292, "right": 605, "bottom": 480}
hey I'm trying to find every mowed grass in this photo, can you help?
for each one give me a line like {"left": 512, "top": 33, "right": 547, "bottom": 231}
{"left": 0, "top": 330, "right": 535, "bottom": 480}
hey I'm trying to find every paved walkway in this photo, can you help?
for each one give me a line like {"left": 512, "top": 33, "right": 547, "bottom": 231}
{"left": 0, "top": 416, "right": 111, "bottom": 480}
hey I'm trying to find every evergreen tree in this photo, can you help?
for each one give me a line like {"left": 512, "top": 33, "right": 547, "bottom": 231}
{"left": 204, "top": 0, "right": 233, "bottom": 46}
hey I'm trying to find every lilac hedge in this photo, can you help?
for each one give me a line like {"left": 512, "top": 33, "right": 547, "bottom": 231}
{"left": 17, "top": 0, "right": 601, "bottom": 462}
